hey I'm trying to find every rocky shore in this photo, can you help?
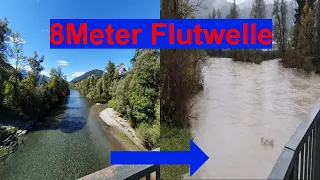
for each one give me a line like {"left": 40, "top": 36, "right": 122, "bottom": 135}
{"left": 0, "top": 121, "right": 33, "bottom": 161}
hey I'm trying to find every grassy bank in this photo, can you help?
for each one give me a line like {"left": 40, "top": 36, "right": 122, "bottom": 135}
{"left": 112, "top": 127, "right": 145, "bottom": 151}
{"left": 160, "top": 125, "right": 191, "bottom": 179}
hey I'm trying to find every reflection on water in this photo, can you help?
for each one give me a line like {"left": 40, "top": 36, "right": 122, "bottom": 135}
{"left": 190, "top": 58, "right": 320, "bottom": 179}
{"left": 0, "top": 90, "right": 125, "bottom": 180}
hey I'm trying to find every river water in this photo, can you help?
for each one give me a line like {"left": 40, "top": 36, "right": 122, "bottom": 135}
{"left": 189, "top": 58, "right": 320, "bottom": 179}
{"left": 0, "top": 90, "right": 125, "bottom": 180}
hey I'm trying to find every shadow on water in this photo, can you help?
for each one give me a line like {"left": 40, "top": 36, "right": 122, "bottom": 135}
{"left": 26, "top": 90, "right": 97, "bottom": 134}
{"left": 0, "top": 90, "right": 126, "bottom": 180}
{"left": 34, "top": 116, "right": 87, "bottom": 134}
{"left": 31, "top": 92, "right": 93, "bottom": 134}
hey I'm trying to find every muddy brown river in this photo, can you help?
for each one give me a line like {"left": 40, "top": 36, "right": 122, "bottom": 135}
{"left": 189, "top": 58, "right": 320, "bottom": 179}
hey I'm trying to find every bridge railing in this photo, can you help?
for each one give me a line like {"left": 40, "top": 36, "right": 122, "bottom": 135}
{"left": 79, "top": 148, "right": 160, "bottom": 180}
{"left": 78, "top": 164, "right": 160, "bottom": 180}
{"left": 268, "top": 98, "right": 320, "bottom": 180}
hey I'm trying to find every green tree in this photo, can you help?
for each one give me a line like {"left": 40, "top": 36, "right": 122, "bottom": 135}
{"left": 0, "top": 18, "right": 11, "bottom": 64}
{"left": 10, "top": 32, "right": 26, "bottom": 97}
{"left": 99, "top": 61, "right": 116, "bottom": 102}
{"left": 296, "top": 2, "right": 314, "bottom": 72}
{"left": 0, "top": 18, "right": 12, "bottom": 107}
{"left": 293, "top": 0, "right": 316, "bottom": 46}
{"left": 227, "top": 0, "right": 239, "bottom": 19}
{"left": 279, "top": 0, "right": 288, "bottom": 61}
{"left": 3, "top": 75, "right": 15, "bottom": 110}
{"left": 217, "top": 9, "right": 222, "bottom": 19}
{"left": 41, "top": 75, "right": 47, "bottom": 86}
{"left": 227, "top": 0, "right": 239, "bottom": 61}
{"left": 294, "top": 0, "right": 316, "bottom": 25}
{"left": 316, "top": 0, "right": 320, "bottom": 56}
{"left": 208, "top": 8, "right": 216, "bottom": 19}
{"left": 27, "top": 51, "right": 44, "bottom": 86}
{"left": 109, "top": 73, "right": 132, "bottom": 116}
{"left": 0, "top": 18, "right": 70, "bottom": 119}
{"left": 251, "top": 0, "right": 266, "bottom": 18}
{"left": 248, "top": 0, "right": 267, "bottom": 64}
{"left": 128, "top": 50, "right": 159, "bottom": 127}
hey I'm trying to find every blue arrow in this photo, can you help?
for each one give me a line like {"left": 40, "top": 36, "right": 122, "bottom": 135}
{"left": 111, "top": 140, "right": 209, "bottom": 176}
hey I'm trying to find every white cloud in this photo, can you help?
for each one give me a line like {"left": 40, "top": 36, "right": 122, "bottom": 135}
{"left": 57, "top": 60, "right": 69, "bottom": 66}
{"left": 72, "top": 72, "right": 85, "bottom": 77}
{"left": 40, "top": 70, "right": 50, "bottom": 77}
{"left": 24, "top": 65, "right": 32, "bottom": 72}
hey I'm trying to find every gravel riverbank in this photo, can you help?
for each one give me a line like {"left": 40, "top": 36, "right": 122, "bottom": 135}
{"left": 99, "top": 107, "right": 145, "bottom": 150}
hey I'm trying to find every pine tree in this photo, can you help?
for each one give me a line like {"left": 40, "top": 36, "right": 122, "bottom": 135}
{"left": 10, "top": 32, "right": 26, "bottom": 100}
{"left": 208, "top": 8, "right": 216, "bottom": 19}
{"left": 249, "top": 0, "right": 267, "bottom": 63}
{"left": 227, "top": 0, "right": 239, "bottom": 19}
{"left": 216, "top": 8, "right": 223, "bottom": 57}
{"left": 27, "top": 51, "right": 44, "bottom": 86}
{"left": 227, "top": 0, "right": 239, "bottom": 61}
{"left": 273, "top": 0, "right": 287, "bottom": 62}
{"left": 293, "top": 0, "right": 316, "bottom": 46}
{"left": 316, "top": 0, "right": 320, "bottom": 56}
{"left": 280, "top": 0, "right": 288, "bottom": 61}
{"left": 251, "top": 0, "right": 267, "bottom": 18}
{"left": 217, "top": 9, "right": 222, "bottom": 19}
{"left": 294, "top": 0, "right": 316, "bottom": 25}
{"left": 297, "top": 2, "right": 314, "bottom": 71}
{"left": 0, "top": 18, "right": 11, "bottom": 64}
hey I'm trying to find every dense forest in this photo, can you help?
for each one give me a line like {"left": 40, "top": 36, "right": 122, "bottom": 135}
{"left": 206, "top": 0, "right": 320, "bottom": 73}
{"left": 71, "top": 49, "right": 160, "bottom": 149}
{"left": 0, "top": 18, "right": 70, "bottom": 120}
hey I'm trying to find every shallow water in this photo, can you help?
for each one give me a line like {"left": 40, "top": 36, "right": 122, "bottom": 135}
{"left": 0, "top": 90, "right": 125, "bottom": 180}
{"left": 190, "top": 58, "right": 320, "bottom": 179}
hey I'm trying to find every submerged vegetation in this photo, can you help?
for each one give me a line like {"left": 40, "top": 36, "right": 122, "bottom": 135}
{"left": 71, "top": 49, "right": 160, "bottom": 149}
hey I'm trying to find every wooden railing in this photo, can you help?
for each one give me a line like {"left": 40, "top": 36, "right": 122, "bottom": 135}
{"left": 268, "top": 98, "right": 320, "bottom": 180}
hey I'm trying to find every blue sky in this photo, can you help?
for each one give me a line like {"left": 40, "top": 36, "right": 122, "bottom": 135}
{"left": 0, "top": 0, "right": 159, "bottom": 81}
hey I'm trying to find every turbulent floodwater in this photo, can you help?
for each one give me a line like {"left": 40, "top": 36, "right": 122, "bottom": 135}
{"left": 189, "top": 58, "right": 320, "bottom": 179}
{"left": 0, "top": 90, "right": 125, "bottom": 180}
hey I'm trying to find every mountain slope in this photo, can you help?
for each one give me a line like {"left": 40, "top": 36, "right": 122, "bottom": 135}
{"left": 70, "top": 69, "right": 104, "bottom": 83}
{"left": 20, "top": 69, "right": 50, "bottom": 83}
{"left": 38, "top": 74, "right": 50, "bottom": 84}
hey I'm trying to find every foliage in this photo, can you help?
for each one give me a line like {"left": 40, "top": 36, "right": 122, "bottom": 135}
{"left": 226, "top": 0, "right": 239, "bottom": 19}
{"left": 0, "top": 18, "right": 70, "bottom": 120}
{"left": 273, "top": 0, "right": 288, "bottom": 62}
{"left": 207, "top": 8, "right": 216, "bottom": 19}
{"left": 73, "top": 49, "right": 160, "bottom": 148}
{"left": 160, "top": 124, "right": 191, "bottom": 179}
{"left": 294, "top": 0, "right": 316, "bottom": 25}
{"left": 251, "top": 0, "right": 267, "bottom": 18}
{"left": 316, "top": 0, "right": 320, "bottom": 56}
{"left": 227, "top": 0, "right": 240, "bottom": 61}
{"left": 296, "top": 2, "right": 314, "bottom": 72}
{"left": 217, "top": 9, "right": 222, "bottom": 19}
{"left": 0, "top": 18, "right": 11, "bottom": 64}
